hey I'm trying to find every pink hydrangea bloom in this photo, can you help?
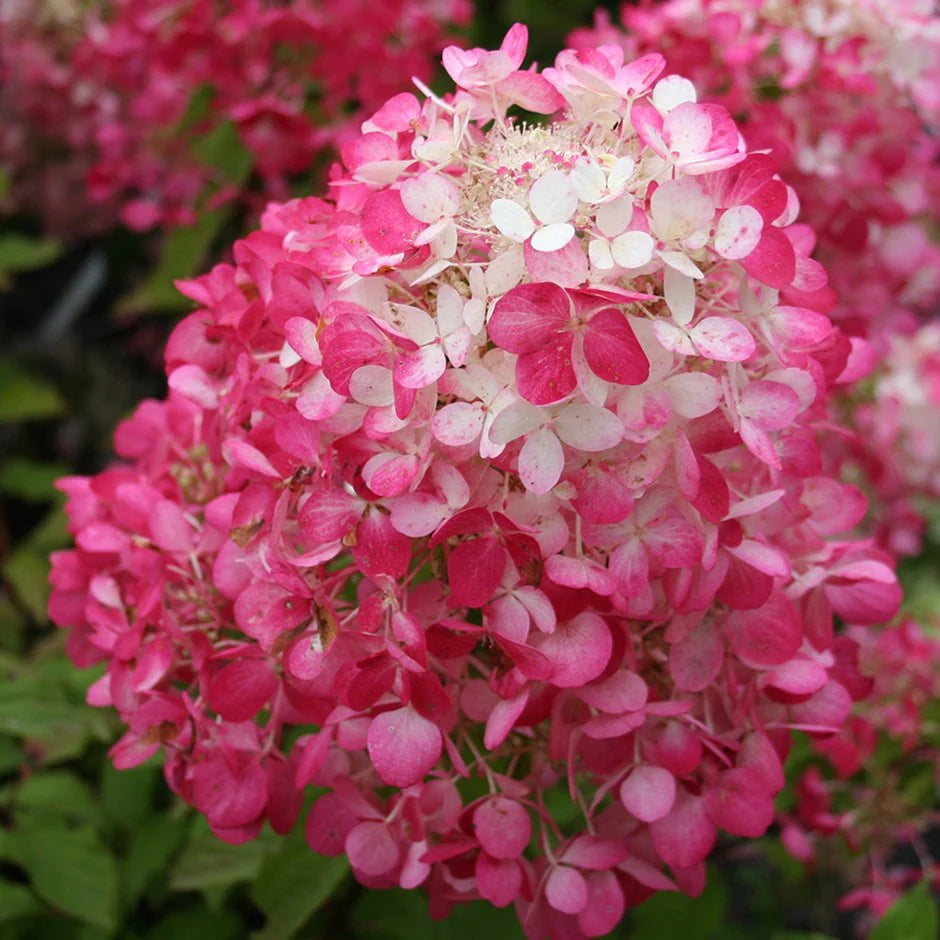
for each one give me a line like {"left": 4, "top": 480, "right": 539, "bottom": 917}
{"left": 50, "top": 25, "right": 900, "bottom": 938}
{"left": 569, "top": 0, "right": 940, "bottom": 346}
{"left": 0, "top": 0, "right": 469, "bottom": 235}
{"left": 779, "top": 617, "right": 940, "bottom": 921}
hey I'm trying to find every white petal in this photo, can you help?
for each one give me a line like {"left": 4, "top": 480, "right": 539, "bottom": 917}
{"left": 385, "top": 304, "right": 437, "bottom": 345}
{"left": 436, "top": 284, "right": 464, "bottom": 335}
{"left": 278, "top": 340, "right": 302, "bottom": 369}
{"left": 389, "top": 494, "right": 448, "bottom": 536}
{"left": 589, "top": 238, "right": 615, "bottom": 270}
{"left": 431, "top": 462, "right": 471, "bottom": 509}
{"left": 484, "top": 247, "right": 525, "bottom": 294}
{"left": 519, "top": 427, "right": 565, "bottom": 494}
{"left": 611, "top": 231, "right": 655, "bottom": 268}
{"left": 430, "top": 219, "right": 458, "bottom": 259}
{"left": 529, "top": 170, "right": 578, "bottom": 224}
{"left": 569, "top": 158, "right": 605, "bottom": 203}
{"left": 531, "top": 222, "right": 575, "bottom": 253}
{"left": 663, "top": 372, "right": 722, "bottom": 418}
{"left": 657, "top": 249, "right": 704, "bottom": 278}
{"left": 596, "top": 195, "right": 633, "bottom": 238}
{"left": 442, "top": 326, "right": 472, "bottom": 367}
{"left": 714, "top": 205, "right": 764, "bottom": 260}
{"left": 664, "top": 265, "right": 697, "bottom": 326}
{"left": 491, "top": 199, "right": 536, "bottom": 242}
{"left": 349, "top": 365, "right": 395, "bottom": 406}
{"left": 606, "top": 156, "right": 636, "bottom": 195}
{"left": 400, "top": 173, "right": 460, "bottom": 223}
{"left": 555, "top": 403, "right": 623, "bottom": 451}
{"left": 571, "top": 335, "right": 608, "bottom": 407}
{"left": 652, "top": 75, "right": 697, "bottom": 114}
{"left": 431, "top": 402, "right": 486, "bottom": 445}
{"left": 463, "top": 298, "right": 486, "bottom": 335}
{"left": 488, "top": 400, "right": 544, "bottom": 446}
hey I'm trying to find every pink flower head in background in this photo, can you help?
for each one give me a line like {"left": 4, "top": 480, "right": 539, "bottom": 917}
{"left": 50, "top": 23, "right": 901, "bottom": 939}
{"left": 569, "top": 0, "right": 940, "bottom": 347}
{"left": 0, "top": 0, "right": 469, "bottom": 236}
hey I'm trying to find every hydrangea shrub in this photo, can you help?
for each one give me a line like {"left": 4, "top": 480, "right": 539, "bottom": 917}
{"left": 50, "top": 24, "right": 904, "bottom": 938}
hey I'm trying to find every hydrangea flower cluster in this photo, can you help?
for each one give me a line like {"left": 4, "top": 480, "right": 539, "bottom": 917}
{"left": 569, "top": 0, "right": 940, "bottom": 347}
{"left": 50, "top": 26, "right": 901, "bottom": 937}
{"left": 847, "top": 322, "right": 940, "bottom": 556}
{"left": 781, "top": 617, "right": 940, "bottom": 918}
{"left": 0, "top": 0, "right": 468, "bottom": 235}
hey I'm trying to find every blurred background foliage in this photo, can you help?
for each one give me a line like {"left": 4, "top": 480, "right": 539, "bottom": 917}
{"left": 0, "top": 0, "right": 936, "bottom": 937}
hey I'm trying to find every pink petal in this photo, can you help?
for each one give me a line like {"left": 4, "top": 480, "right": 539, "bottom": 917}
{"left": 517, "top": 334, "right": 577, "bottom": 405}
{"left": 484, "top": 689, "right": 529, "bottom": 749}
{"left": 690, "top": 317, "right": 755, "bottom": 362}
{"left": 669, "top": 619, "right": 724, "bottom": 692}
{"left": 447, "top": 536, "right": 506, "bottom": 608}
{"left": 346, "top": 821, "right": 401, "bottom": 876}
{"left": 473, "top": 796, "right": 531, "bottom": 859}
{"left": 578, "top": 871, "right": 626, "bottom": 937}
{"left": 488, "top": 282, "right": 569, "bottom": 353}
{"left": 582, "top": 307, "right": 649, "bottom": 385}
{"left": 367, "top": 705, "right": 442, "bottom": 788}
{"left": 499, "top": 70, "right": 565, "bottom": 113}
{"left": 578, "top": 669, "right": 647, "bottom": 713}
{"left": 620, "top": 765, "right": 676, "bottom": 822}
{"left": 207, "top": 659, "right": 277, "bottom": 721}
{"left": 533, "top": 611, "right": 612, "bottom": 688}
{"left": 727, "top": 591, "right": 802, "bottom": 668}
{"left": 738, "top": 380, "right": 801, "bottom": 430}
{"left": 704, "top": 768, "right": 775, "bottom": 837}
{"left": 546, "top": 865, "right": 589, "bottom": 915}
{"left": 394, "top": 344, "right": 446, "bottom": 389}
{"left": 476, "top": 853, "right": 522, "bottom": 907}
{"left": 649, "top": 790, "right": 716, "bottom": 870}
{"left": 740, "top": 225, "right": 796, "bottom": 289}
{"left": 524, "top": 236, "right": 589, "bottom": 287}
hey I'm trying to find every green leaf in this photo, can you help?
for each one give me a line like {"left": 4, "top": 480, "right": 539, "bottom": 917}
{"left": 350, "top": 886, "right": 525, "bottom": 940}
{"left": 122, "top": 814, "right": 189, "bottom": 910}
{"left": 870, "top": 881, "right": 938, "bottom": 940}
{"left": 2, "top": 547, "right": 51, "bottom": 623}
{"left": 13, "top": 770, "right": 103, "bottom": 827}
{"left": 116, "top": 206, "right": 232, "bottom": 314}
{"left": 0, "top": 359, "right": 66, "bottom": 422}
{"left": 6, "top": 823, "right": 119, "bottom": 931}
{"left": 0, "top": 734, "right": 21, "bottom": 774}
{"left": 169, "top": 821, "right": 276, "bottom": 892}
{"left": 0, "top": 234, "right": 62, "bottom": 273}
{"left": 250, "top": 836, "right": 350, "bottom": 940}
{"left": 0, "top": 672, "right": 110, "bottom": 763}
{"left": 628, "top": 868, "right": 728, "bottom": 940}
{"left": 144, "top": 902, "right": 243, "bottom": 940}
{"left": 0, "top": 459, "right": 66, "bottom": 502}
{"left": 191, "top": 119, "right": 253, "bottom": 184}
{"left": 117, "top": 119, "right": 252, "bottom": 316}
{"left": 100, "top": 760, "right": 159, "bottom": 832}
{"left": 0, "top": 879, "right": 41, "bottom": 923}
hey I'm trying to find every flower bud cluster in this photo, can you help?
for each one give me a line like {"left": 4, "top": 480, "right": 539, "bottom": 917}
{"left": 50, "top": 25, "right": 900, "bottom": 937}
